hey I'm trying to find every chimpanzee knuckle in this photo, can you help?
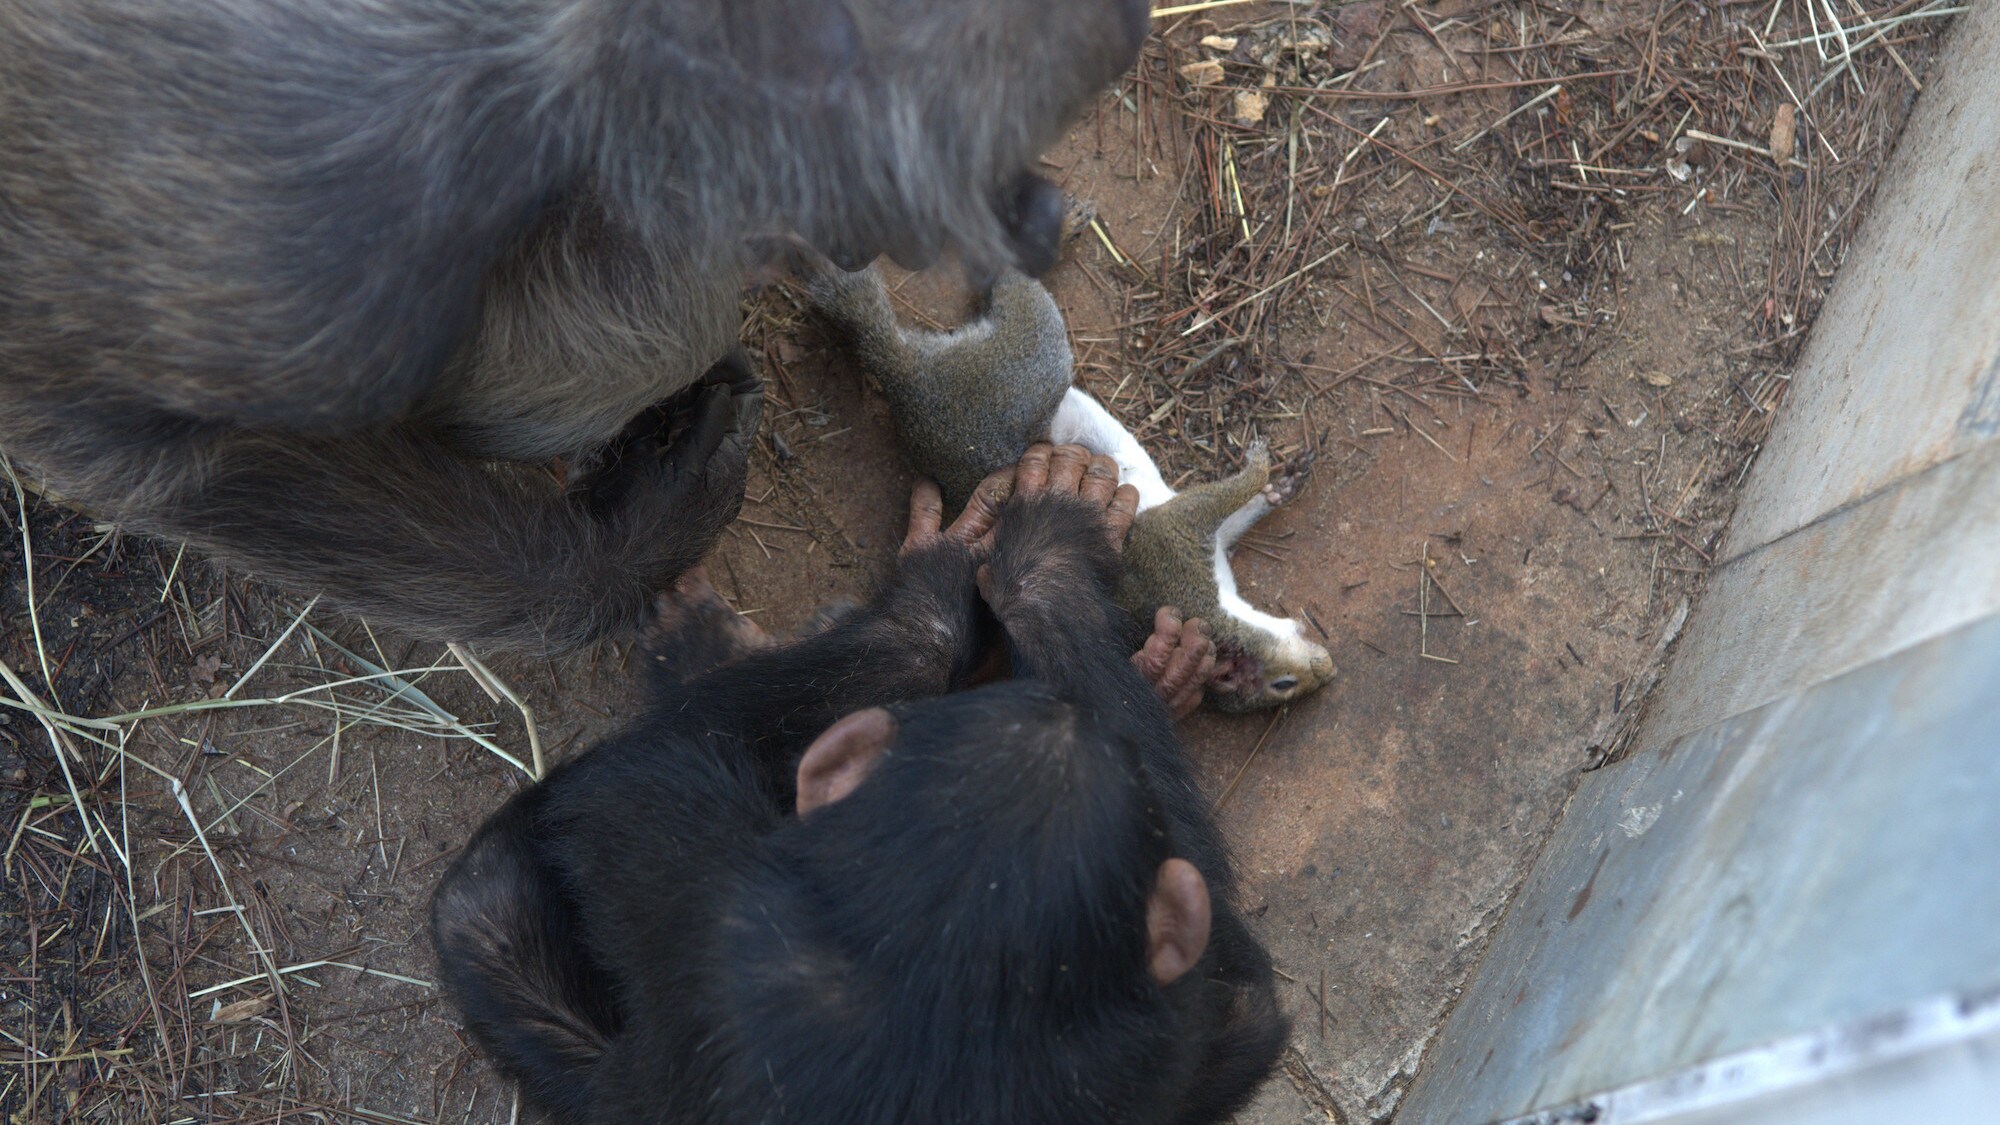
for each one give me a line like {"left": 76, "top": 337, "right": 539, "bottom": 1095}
{"left": 700, "top": 452, "right": 752, "bottom": 517}
{"left": 732, "top": 390, "right": 765, "bottom": 442}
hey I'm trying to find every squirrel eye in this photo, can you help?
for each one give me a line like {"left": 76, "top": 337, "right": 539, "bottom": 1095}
{"left": 1270, "top": 677, "right": 1298, "bottom": 693}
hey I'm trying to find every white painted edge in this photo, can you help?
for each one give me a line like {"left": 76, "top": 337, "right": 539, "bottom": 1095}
{"left": 1495, "top": 989, "right": 2000, "bottom": 1125}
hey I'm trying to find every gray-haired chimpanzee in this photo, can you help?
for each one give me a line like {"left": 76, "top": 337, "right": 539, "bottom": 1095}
{"left": 430, "top": 446, "right": 1287, "bottom": 1123}
{"left": 0, "top": 0, "right": 1150, "bottom": 652}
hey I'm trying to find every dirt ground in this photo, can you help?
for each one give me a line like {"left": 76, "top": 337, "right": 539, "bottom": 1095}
{"left": 0, "top": 2, "right": 1955, "bottom": 1122}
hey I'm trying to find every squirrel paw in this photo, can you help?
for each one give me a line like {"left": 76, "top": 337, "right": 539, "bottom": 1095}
{"left": 1262, "top": 449, "right": 1317, "bottom": 507}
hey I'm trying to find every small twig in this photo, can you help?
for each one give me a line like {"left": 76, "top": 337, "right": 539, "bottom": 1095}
{"left": 224, "top": 596, "right": 320, "bottom": 700}
{"left": 0, "top": 453, "right": 56, "bottom": 702}
{"left": 450, "top": 643, "right": 545, "bottom": 779}
{"left": 1454, "top": 84, "right": 1563, "bottom": 151}
{"left": 1385, "top": 404, "right": 1461, "bottom": 463}
{"left": 0, "top": 656, "right": 100, "bottom": 858}
{"left": 1213, "top": 708, "right": 1287, "bottom": 813}
{"left": 1152, "top": 0, "right": 1259, "bottom": 17}
{"left": 1181, "top": 243, "right": 1350, "bottom": 337}
{"left": 172, "top": 779, "right": 288, "bottom": 1000}
{"left": 188, "top": 959, "right": 435, "bottom": 1001}
{"left": 1683, "top": 128, "right": 1796, "bottom": 166}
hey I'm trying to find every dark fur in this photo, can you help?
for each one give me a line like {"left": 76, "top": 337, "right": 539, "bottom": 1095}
{"left": 0, "top": 0, "right": 1148, "bottom": 651}
{"left": 431, "top": 493, "right": 1287, "bottom": 1123}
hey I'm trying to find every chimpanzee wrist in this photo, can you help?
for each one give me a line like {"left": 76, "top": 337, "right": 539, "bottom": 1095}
{"left": 869, "top": 539, "right": 993, "bottom": 680}
{"left": 985, "top": 494, "right": 1119, "bottom": 602}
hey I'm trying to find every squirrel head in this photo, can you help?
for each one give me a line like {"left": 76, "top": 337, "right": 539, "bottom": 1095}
{"left": 1204, "top": 620, "right": 1335, "bottom": 712}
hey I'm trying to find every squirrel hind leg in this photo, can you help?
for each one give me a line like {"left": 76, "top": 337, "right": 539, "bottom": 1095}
{"left": 1200, "top": 444, "right": 1336, "bottom": 710}
{"left": 1211, "top": 442, "right": 1322, "bottom": 550}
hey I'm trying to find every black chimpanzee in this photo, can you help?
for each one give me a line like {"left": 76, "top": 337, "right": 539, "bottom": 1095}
{"left": 430, "top": 446, "right": 1287, "bottom": 1123}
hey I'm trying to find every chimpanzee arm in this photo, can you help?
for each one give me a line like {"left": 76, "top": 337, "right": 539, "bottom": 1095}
{"left": 645, "top": 539, "right": 993, "bottom": 793}
{"left": 19, "top": 384, "right": 761, "bottom": 655}
{"left": 431, "top": 782, "right": 626, "bottom": 1122}
{"left": 980, "top": 493, "right": 1236, "bottom": 884}
{"left": 36, "top": 356, "right": 761, "bottom": 654}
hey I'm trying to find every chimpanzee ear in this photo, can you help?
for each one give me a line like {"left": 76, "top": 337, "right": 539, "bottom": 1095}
{"left": 797, "top": 707, "right": 897, "bottom": 816}
{"left": 1146, "top": 858, "right": 1212, "bottom": 985}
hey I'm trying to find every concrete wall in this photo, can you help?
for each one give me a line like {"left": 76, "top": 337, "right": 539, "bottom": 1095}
{"left": 1396, "top": 4, "right": 2000, "bottom": 1122}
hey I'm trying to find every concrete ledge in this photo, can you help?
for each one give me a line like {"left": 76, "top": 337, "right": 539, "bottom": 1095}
{"left": 1504, "top": 991, "right": 2000, "bottom": 1125}
{"left": 1641, "top": 436, "right": 2000, "bottom": 748}
{"left": 1398, "top": 612, "right": 2000, "bottom": 1123}
{"left": 1722, "top": 0, "right": 2000, "bottom": 558}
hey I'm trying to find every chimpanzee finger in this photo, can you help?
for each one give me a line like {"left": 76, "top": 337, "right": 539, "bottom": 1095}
{"left": 661, "top": 385, "right": 734, "bottom": 476}
{"left": 974, "top": 562, "right": 998, "bottom": 610}
{"left": 1190, "top": 617, "right": 1218, "bottom": 674}
{"left": 729, "top": 372, "right": 764, "bottom": 445}
{"left": 697, "top": 350, "right": 763, "bottom": 466}
{"left": 1044, "top": 444, "right": 1091, "bottom": 496}
{"left": 702, "top": 349, "right": 762, "bottom": 394}
{"left": 902, "top": 479, "right": 945, "bottom": 554}
{"left": 1078, "top": 453, "right": 1120, "bottom": 507}
{"left": 1159, "top": 618, "right": 1217, "bottom": 719}
{"left": 1130, "top": 607, "right": 1182, "bottom": 683}
{"left": 1184, "top": 634, "right": 1219, "bottom": 716}
{"left": 1013, "top": 443, "right": 1055, "bottom": 498}
{"left": 946, "top": 465, "right": 1016, "bottom": 546}
{"left": 1104, "top": 482, "right": 1140, "bottom": 550}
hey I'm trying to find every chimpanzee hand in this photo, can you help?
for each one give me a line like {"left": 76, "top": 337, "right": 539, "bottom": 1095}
{"left": 901, "top": 475, "right": 1006, "bottom": 556}
{"left": 1009, "top": 443, "right": 1139, "bottom": 550}
{"left": 901, "top": 442, "right": 1138, "bottom": 555}
{"left": 899, "top": 456, "right": 1020, "bottom": 555}
{"left": 1132, "top": 607, "right": 1216, "bottom": 720}
{"left": 573, "top": 351, "right": 764, "bottom": 576}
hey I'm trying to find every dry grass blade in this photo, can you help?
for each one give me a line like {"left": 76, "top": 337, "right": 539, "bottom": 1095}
{"left": 449, "top": 641, "right": 545, "bottom": 779}
{"left": 1153, "top": 0, "right": 1262, "bottom": 17}
{"left": 0, "top": 453, "right": 58, "bottom": 704}
{"left": 189, "top": 959, "right": 435, "bottom": 1001}
{"left": 0, "top": 655, "right": 103, "bottom": 858}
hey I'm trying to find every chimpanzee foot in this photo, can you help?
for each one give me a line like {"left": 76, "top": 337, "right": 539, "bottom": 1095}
{"left": 1061, "top": 195, "right": 1099, "bottom": 246}
{"left": 644, "top": 568, "right": 771, "bottom": 684}
{"left": 1130, "top": 606, "right": 1218, "bottom": 721}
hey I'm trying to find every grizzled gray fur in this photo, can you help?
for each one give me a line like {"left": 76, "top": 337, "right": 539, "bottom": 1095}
{"left": 0, "top": 0, "right": 1148, "bottom": 651}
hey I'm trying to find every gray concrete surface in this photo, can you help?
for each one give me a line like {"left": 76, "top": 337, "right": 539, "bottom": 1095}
{"left": 1719, "top": 0, "right": 2000, "bottom": 557}
{"left": 1400, "top": 614, "right": 2000, "bottom": 1122}
{"left": 1396, "top": 4, "right": 2000, "bottom": 1122}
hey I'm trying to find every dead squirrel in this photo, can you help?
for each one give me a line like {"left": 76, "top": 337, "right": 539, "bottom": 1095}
{"left": 807, "top": 263, "right": 1334, "bottom": 711}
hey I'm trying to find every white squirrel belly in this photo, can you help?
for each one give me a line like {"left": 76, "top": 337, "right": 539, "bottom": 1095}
{"left": 1047, "top": 387, "right": 1176, "bottom": 511}
{"left": 1211, "top": 534, "right": 1304, "bottom": 643}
